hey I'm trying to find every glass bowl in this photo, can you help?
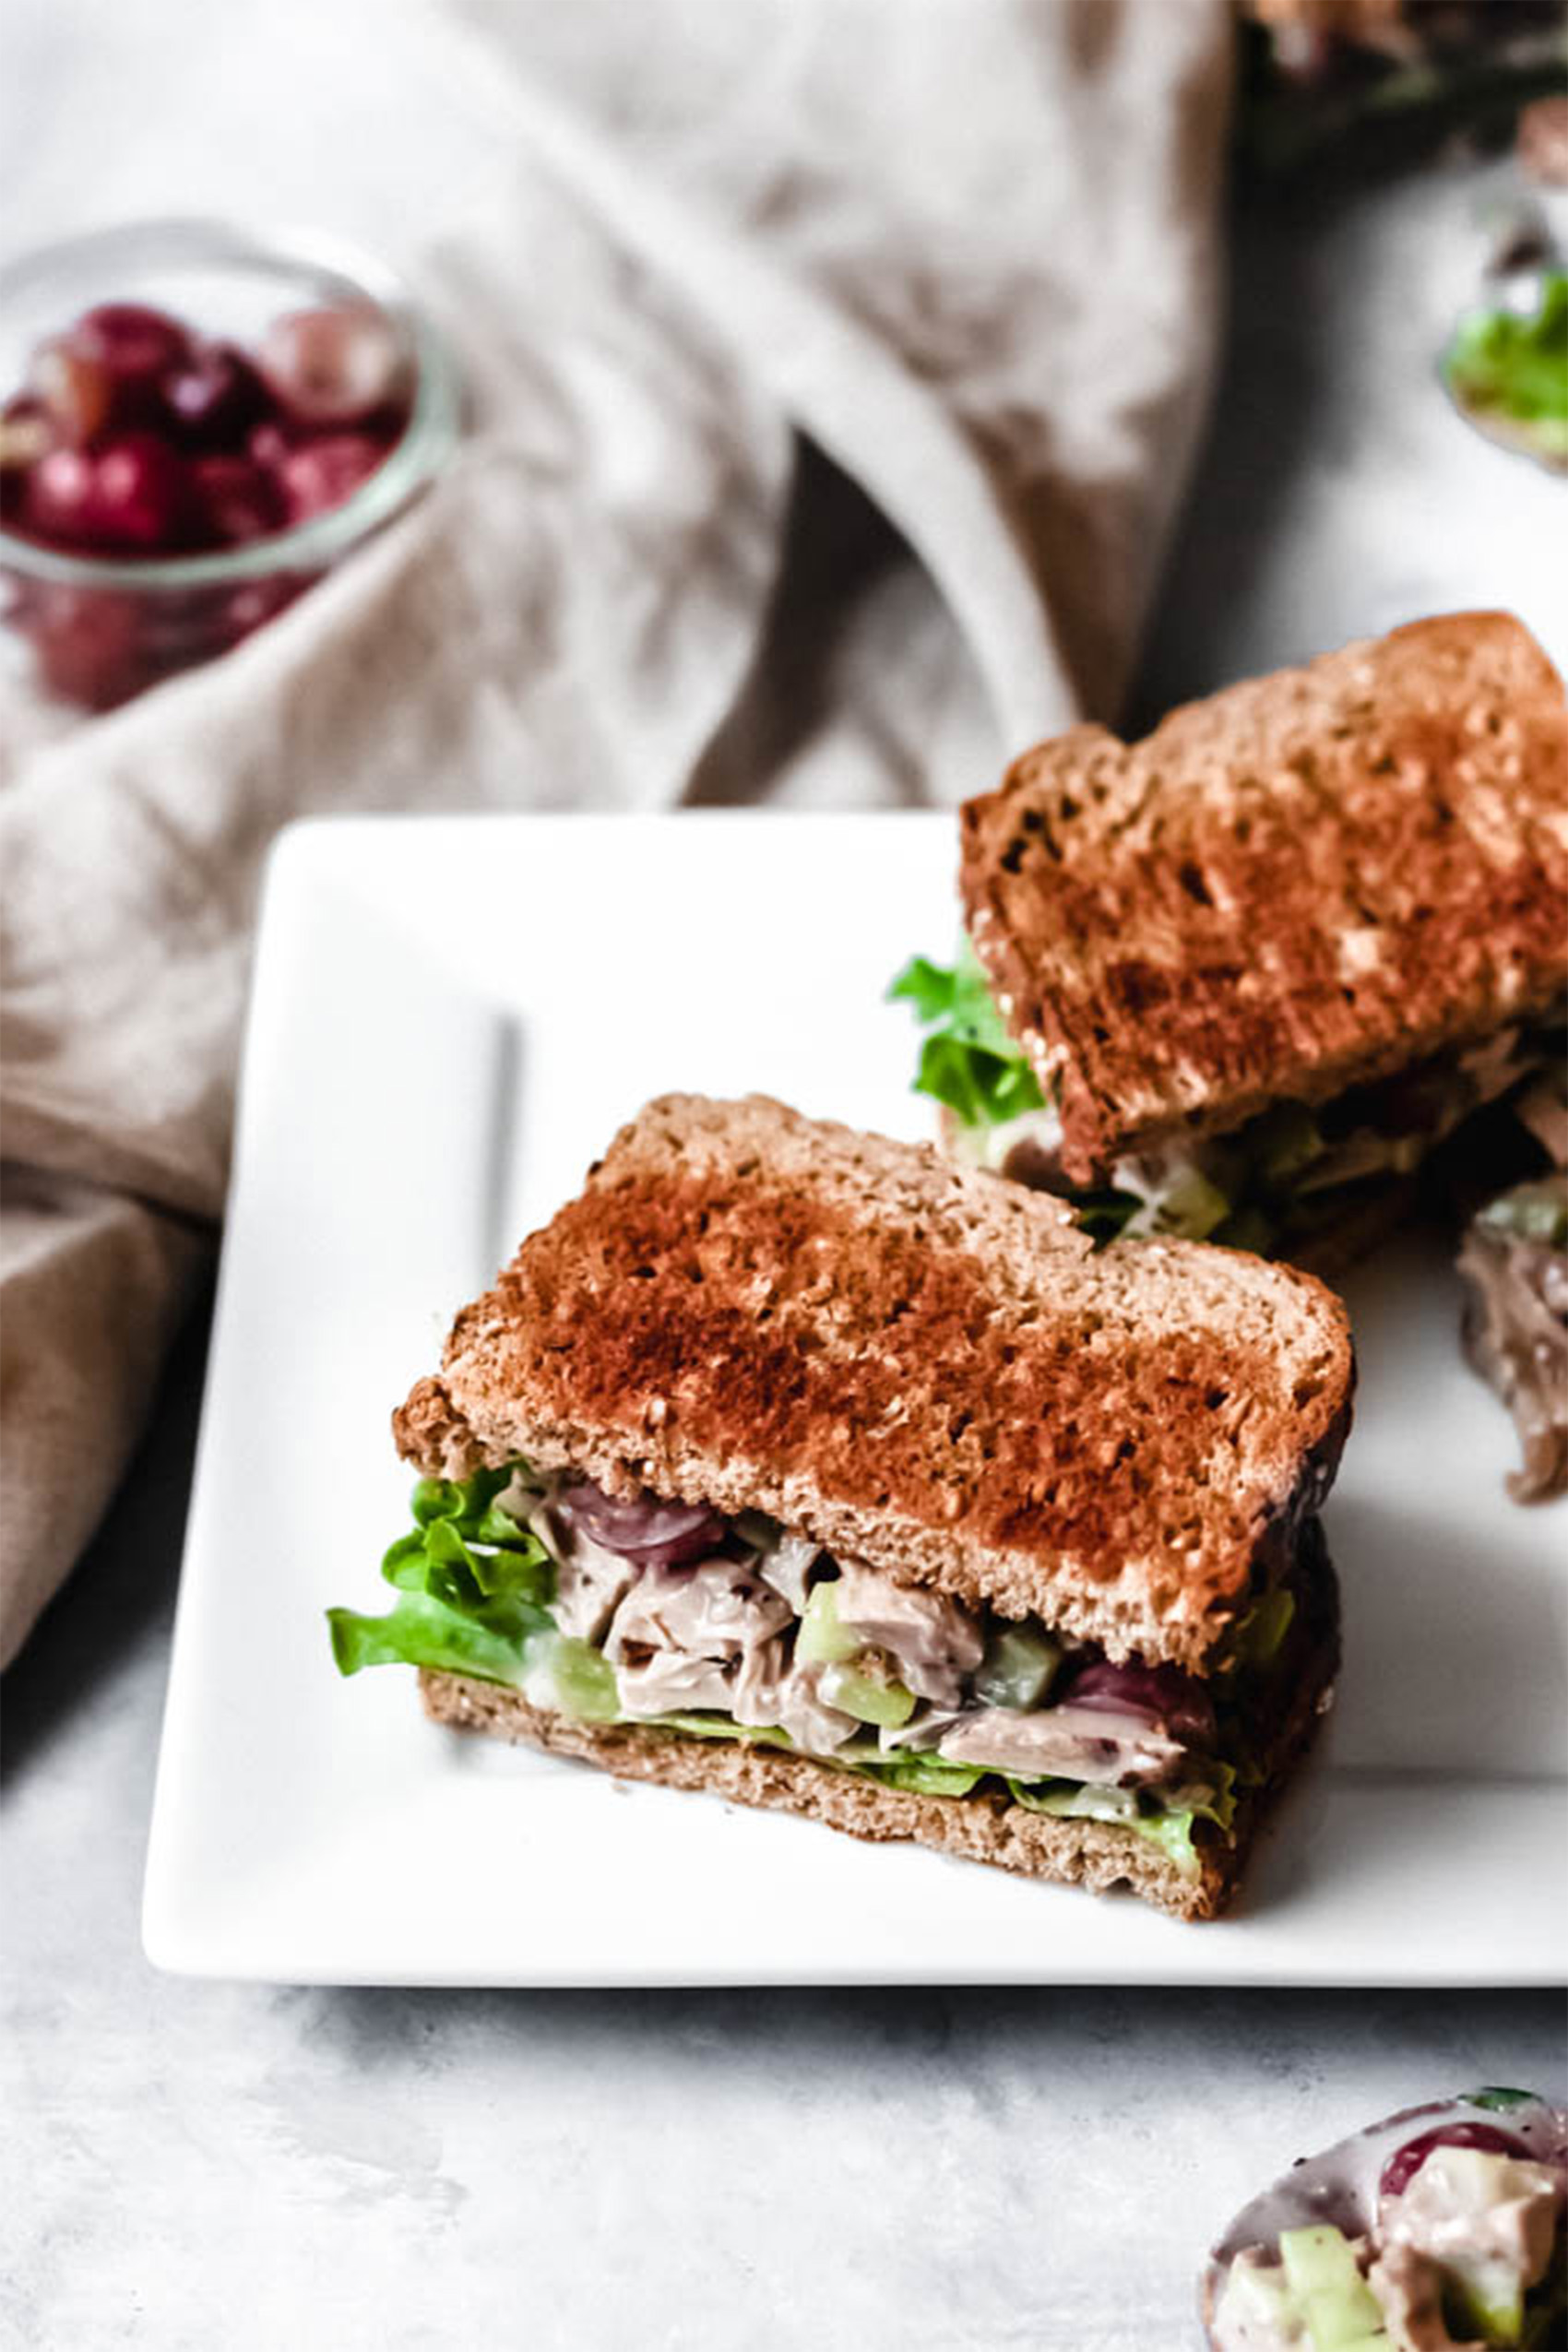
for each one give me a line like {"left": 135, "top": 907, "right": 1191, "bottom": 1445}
{"left": 0, "top": 218, "right": 458, "bottom": 712}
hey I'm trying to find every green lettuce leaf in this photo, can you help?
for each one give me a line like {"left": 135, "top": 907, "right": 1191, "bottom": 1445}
{"left": 1173, "top": 1763, "right": 1237, "bottom": 1834}
{"left": 642, "top": 1712, "right": 797, "bottom": 1753}
{"left": 888, "top": 946, "right": 1046, "bottom": 1129}
{"left": 886, "top": 948, "right": 1148, "bottom": 1241}
{"left": 863, "top": 1752, "right": 988, "bottom": 1798}
{"left": 327, "top": 1588, "right": 540, "bottom": 1685}
{"left": 1004, "top": 1772, "right": 1230, "bottom": 1879}
{"left": 1445, "top": 273, "right": 1568, "bottom": 462}
{"left": 1128, "top": 1808, "right": 1203, "bottom": 1878}
{"left": 537, "top": 1633, "right": 621, "bottom": 1723}
{"left": 332, "top": 1461, "right": 555, "bottom": 1684}
{"left": 1006, "top": 1777, "right": 1138, "bottom": 1824}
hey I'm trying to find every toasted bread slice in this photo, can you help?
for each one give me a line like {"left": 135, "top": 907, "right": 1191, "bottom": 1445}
{"left": 961, "top": 612, "right": 1568, "bottom": 1185}
{"left": 419, "top": 1525, "right": 1336, "bottom": 1922}
{"left": 395, "top": 1095, "right": 1352, "bottom": 1674}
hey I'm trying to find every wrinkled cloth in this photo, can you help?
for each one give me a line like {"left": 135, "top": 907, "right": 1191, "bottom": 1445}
{"left": 0, "top": 0, "right": 1230, "bottom": 1664}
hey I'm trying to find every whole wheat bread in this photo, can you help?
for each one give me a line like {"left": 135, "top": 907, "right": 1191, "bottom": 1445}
{"left": 395, "top": 1095, "right": 1353, "bottom": 1672}
{"left": 960, "top": 612, "right": 1568, "bottom": 1184}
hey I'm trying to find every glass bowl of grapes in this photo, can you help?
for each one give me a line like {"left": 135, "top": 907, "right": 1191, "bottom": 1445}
{"left": 0, "top": 218, "right": 458, "bottom": 712}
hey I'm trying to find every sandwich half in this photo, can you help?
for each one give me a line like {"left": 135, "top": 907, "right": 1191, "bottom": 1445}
{"left": 329, "top": 1095, "right": 1354, "bottom": 1921}
{"left": 894, "top": 612, "right": 1568, "bottom": 1263}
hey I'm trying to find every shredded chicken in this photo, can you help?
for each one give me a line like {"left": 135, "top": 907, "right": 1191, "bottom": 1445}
{"left": 504, "top": 1485, "right": 636, "bottom": 1646}
{"left": 939, "top": 1701, "right": 1188, "bottom": 1786}
{"left": 605, "top": 1561, "right": 792, "bottom": 1719}
{"left": 832, "top": 1559, "right": 984, "bottom": 1705}
{"left": 761, "top": 1659, "right": 860, "bottom": 1756}
{"left": 538, "top": 1478, "right": 1229, "bottom": 1787}
{"left": 1458, "top": 1214, "right": 1568, "bottom": 1503}
{"left": 1379, "top": 2148, "right": 1565, "bottom": 2307}
{"left": 754, "top": 1532, "right": 821, "bottom": 1615}
{"left": 1363, "top": 2242, "right": 1479, "bottom": 2352}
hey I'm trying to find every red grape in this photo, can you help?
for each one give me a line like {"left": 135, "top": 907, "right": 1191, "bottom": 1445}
{"left": 162, "top": 343, "right": 268, "bottom": 448}
{"left": 189, "top": 456, "right": 284, "bottom": 547}
{"left": 555, "top": 1481, "right": 727, "bottom": 1570}
{"left": 3, "top": 287, "right": 418, "bottom": 709}
{"left": 1379, "top": 2123, "right": 1529, "bottom": 2202}
{"left": 70, "top": 302, "right": 190, "bottom": 391}
{"left": 260, "top": 304, "right": 405, "bottom": 426}
{"left": 22, "top": 446, "right": 100, "bottom": 544}
{"left": 1066, "top": 1657, "right": 1218, "bottom": 1747}
{"left": 30, "top": 339, "right": 112, "bottom": 443}
{"left": 275, "top": 432, "right": 388, "bottom": 523}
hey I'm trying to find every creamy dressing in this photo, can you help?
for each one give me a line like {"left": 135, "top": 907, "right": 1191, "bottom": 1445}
{"left": 1205, "top": 2096, "right": 1568, "bottom": 2350}
{"left": 529, "top": 1475, "right": 1240, "bottom": 1805}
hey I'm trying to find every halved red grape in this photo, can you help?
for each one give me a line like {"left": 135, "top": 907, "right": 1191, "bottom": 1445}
{"left": 1066, "top": 1657, "right": 1218, "bottom": 1747}
{"left": 555, "top": 1480, "right": 727, "bottom": 1570}
{"left": 1379, "top": 2122, "right": 1530, "bottom": 2202}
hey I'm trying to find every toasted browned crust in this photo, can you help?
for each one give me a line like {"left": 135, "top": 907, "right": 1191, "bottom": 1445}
{"left": 418, "top": 1547, "right": 1337, "bottom": 1924}
{"left": 395, "top": 1096, "right": 1353, "bottom": 1671}
{"left": 961, "top": 612, "right": 1568, "bottom": 1183}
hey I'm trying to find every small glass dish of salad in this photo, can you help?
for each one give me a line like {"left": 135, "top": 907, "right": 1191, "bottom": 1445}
{"left": 0, "top": 218, "right": 458, "bottom": 712}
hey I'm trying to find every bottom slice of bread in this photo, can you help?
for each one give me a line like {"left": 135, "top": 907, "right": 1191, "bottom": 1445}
{"left": 419, "top": 1591, "right": 1337, "bottom": 1924}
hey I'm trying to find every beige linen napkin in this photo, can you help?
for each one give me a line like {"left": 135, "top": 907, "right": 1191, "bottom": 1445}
{"left": 0, "top": 0, "right": 1230, "bottom": 1664}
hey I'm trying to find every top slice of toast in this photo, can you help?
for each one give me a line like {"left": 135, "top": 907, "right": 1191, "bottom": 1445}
{"left": 960, "top": 612, "right": 1568, "bottom": 1184}
{"left": 394, "top": 1096, "right": 1352, "bottom": 1673}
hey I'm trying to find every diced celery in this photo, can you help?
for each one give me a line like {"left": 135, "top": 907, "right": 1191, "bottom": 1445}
{"left": 819, "top": 1662, "right": 916, "bottom": 1728}
{"left": 974, "top": 1624, "right": 1062, "bottom": 1710}
{"left": 1278, "top": 2228, "right": 1389, "bottom": 2349}
{"left": 797, "top": 1581, "right": 860, "bottom": 1667}
{"left": 1478, "top": 1177, "right": 1568, "bottom": 1250}
{"left": 1154, "top": 1166, "right": 1231, "bottom": 1241}
{"left": 540, "top": 1634, "right": 620, "bottom": 1723}
{"left": 1447, "top": 2275, "right": 1525, "bottom": 2349}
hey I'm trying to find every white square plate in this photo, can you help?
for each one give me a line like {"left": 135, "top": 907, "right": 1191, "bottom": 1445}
{"left": 143, "top": 814, "right": 1568, "bottom": 1984}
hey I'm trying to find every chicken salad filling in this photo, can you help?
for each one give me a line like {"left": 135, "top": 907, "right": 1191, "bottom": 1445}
{"left": 1206, "top": 2088, "right": 1567, "bottom": 2352}
{"left": 1456, "top": 1072, "right": 1568, "bottom": 1505}
{"left": 329, "top": 1462, "right": 1325, "bottom": 1880}
{"left": 890, "top": 944, "right": 1566, "bottom": 1254}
